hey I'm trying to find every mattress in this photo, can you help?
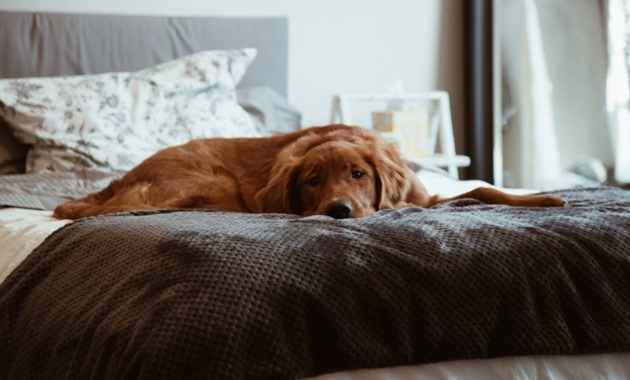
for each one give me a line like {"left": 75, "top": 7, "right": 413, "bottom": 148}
{"left": 1, "top": 169, "right": 630, "bottom": 379}
{"left": 0, "top": 168, "right": 525, "bottom": 286}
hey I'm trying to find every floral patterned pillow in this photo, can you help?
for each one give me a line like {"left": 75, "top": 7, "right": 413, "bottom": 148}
{"left": 0, "top": 48, "right": 260, "bottom": 173}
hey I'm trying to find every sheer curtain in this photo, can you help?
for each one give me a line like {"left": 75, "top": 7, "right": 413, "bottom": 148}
{"left": 500, "top": 0, "right": 563, "bottom": 190}
{"left": 606, "top": 0, "right": 630, "bottom": 184}
{"left": 501, "top": 0, "right": 614, "bottom": 190}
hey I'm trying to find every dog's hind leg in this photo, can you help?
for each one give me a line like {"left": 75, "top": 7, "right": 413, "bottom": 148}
{"left": 53, "top": 200, "right": 156, "bottom": 219}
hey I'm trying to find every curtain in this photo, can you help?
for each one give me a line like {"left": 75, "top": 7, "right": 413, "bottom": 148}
{"left": 501, "top": 0, "right": 563, "bottom": 190}
{"left": 502, "top": 0, "right": 613, "bottom": 190}
{"left": 606, "top": 0, "right": 630, "bottom": 184}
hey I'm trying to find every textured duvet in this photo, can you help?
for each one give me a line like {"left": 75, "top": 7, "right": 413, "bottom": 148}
{"left": 1, "top": 186, "right": 630, "bottom": 379}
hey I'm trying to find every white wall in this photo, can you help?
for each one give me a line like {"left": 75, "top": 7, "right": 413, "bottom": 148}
{"left": 0, "top": 0, "right": 466, "bottom": 156}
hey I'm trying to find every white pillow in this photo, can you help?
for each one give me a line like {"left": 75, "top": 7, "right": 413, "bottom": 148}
{"left": 0, "top": 48, "right": 260, "bottom": 173}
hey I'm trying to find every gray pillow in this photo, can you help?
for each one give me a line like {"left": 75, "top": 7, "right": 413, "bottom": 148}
{"left": 237, "top": 86, "right": 302, "bottom": 136}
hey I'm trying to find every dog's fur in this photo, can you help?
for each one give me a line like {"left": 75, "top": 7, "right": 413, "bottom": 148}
{"left": 53, "top": 124, "right": 566, "bottom": 220}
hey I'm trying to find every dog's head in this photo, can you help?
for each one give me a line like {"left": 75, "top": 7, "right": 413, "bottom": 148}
{"left": 255, "top": 125, "right": 415, "bottom": 218}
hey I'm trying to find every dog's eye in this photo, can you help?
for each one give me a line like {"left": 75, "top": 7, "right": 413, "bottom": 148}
{"left": 351, "top": 170, "right": 364, "bottom": 179}
{"left": 308, "top": 176, "right": 320, "bottom": 186}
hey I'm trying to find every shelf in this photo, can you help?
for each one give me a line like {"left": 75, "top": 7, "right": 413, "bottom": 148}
{"left": 330, "top": 91, "right": 464, "bottom": 178}
{"left": 407, "top": 154, "right": 471, "bottom": 168}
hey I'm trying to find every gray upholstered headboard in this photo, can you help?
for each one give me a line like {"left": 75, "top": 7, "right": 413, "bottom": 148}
{"left": 0, "top": 11, "right": 289, "bottom": 174}
{"left": 0, "top": 11, "right": 288, "bottom": 96}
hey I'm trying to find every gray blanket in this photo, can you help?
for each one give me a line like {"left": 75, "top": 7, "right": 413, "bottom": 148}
{"left": 1, "top": 186, "right": 630, "bottom": 379}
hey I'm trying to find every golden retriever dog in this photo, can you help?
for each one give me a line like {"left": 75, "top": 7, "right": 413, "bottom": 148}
{"left": 53, "top": 124, "right": 566, "bottom": 220}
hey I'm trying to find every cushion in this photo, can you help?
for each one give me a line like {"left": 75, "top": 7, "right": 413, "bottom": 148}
{"left": 236, "top": 86, "right": 302, "bottom": 136}
{"left": 0, "top": 48, "right": 260, "bottom": 173}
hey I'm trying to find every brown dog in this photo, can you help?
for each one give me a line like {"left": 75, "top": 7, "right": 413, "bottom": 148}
{"left": 53, "top": 124, "right": 566, "bottom": 220}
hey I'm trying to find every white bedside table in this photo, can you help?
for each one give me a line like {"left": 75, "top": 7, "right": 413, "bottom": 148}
{"left": 330, "top": 91, "right": 470, "bottom": 179}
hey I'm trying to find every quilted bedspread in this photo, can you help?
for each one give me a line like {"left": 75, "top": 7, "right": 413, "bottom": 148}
{"left": 1, "top": 186, "right": 630, "bottom": 379}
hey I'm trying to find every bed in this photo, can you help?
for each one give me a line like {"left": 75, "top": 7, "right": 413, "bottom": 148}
{"left": 1, "top": 11, "right": 630, "bottom": 380}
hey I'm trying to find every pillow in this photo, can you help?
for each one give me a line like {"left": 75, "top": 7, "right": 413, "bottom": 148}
{"left": 236, "top": 86, "right": 302, "bottom": 136}
{"left": 0, "top": 48, "right": 259, "bottom": 173}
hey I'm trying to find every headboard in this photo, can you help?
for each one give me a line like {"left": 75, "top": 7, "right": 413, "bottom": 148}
{"left": 0, "top": 11, "right": 288, "bottom": 96}
{"left": 0, "top": 11, "right": 289, "bottom": 174}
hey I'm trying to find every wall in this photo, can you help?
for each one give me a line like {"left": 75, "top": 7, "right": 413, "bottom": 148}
{"left": 0, "top": 0, "right": 467, "bottom": 158}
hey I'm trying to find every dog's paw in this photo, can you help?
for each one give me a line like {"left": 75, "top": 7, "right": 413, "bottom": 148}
{"left": 539, "top": 195, "right": 568, "bottom": 207}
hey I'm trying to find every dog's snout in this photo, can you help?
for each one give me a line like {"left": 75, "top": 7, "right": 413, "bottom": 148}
{"left": 325, "top": 200, "right": 353, "bottom": 219}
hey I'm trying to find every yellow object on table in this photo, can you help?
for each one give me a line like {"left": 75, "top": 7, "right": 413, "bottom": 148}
{"left": 371, "top": 109, "right": 430, "bottom": 157}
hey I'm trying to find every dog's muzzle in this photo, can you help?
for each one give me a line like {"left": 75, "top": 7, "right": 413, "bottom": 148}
{"left": 325, "top": 200, "right": 353, "bottom": 219}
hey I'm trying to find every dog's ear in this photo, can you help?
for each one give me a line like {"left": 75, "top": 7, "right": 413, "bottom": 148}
{"left": 256, "top": 131, "right": 328, "bottom": 214}
{"left": 365, "top": 140, "right": 412, "bottom": 210}
{"left": 255, "top": 161, "right": 301, "bottom": 214}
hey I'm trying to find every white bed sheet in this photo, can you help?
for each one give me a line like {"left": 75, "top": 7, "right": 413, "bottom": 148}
{"left": 0, "top": 207, "right": 70, "bottom": 284}
{"left": 306, "top": 353, "right": 630, "bottom": 380}
{"left": 3, "top": 174, "right": 628, "bottom": 380}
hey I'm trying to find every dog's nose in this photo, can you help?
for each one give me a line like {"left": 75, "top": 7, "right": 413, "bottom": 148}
{"left": 325, "top": 200, "right": 353, "bottom": 219}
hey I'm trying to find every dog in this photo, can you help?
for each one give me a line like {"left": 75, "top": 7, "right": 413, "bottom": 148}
{"left": 53, "top": 124, "right": 566, "bottom": 220}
